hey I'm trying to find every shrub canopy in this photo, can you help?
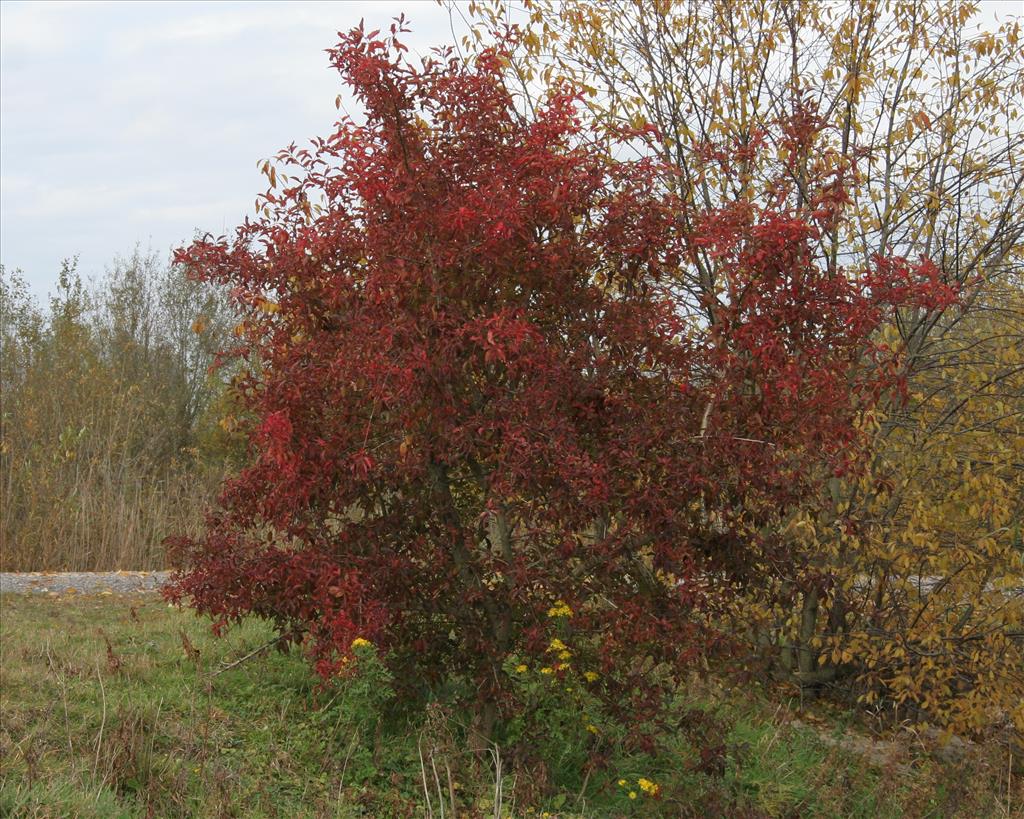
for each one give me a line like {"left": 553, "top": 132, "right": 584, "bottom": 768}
{"left": 167, "top": 21, "right": 954, "bottom": 735}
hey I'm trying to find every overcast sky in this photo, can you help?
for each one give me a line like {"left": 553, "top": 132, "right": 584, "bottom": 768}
{"left": 0, "top": 0, "right": 470, "bottom": 299}
{"left": 1, "top": 1, "right": 1020, "bottom": 301}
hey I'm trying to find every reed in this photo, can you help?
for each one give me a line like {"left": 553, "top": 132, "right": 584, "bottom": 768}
{"left": 1, "top": 252, "right": 239, "bottom": 571}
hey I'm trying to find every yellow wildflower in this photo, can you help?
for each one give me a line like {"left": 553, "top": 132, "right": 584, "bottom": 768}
{"left": 548, "top": 638, "right": 567, "bottom": 652}
{"left": 546, "top": 600, "right": 573, "bottom": 618}
{"left": 515, "top": 664, "right": 528, "bottom": 673}
{"left": 584, "top": 671, "right": 599, "bottom": 682}
{"left": 638, "top": 777, "right": 659, "bottom": 795}
{"left": 629, "top": 791, "right": 637, "bottom": 800}
{"left": 540, "top": 666, "right": 554, "bottom": 675}
{"left": 586, "top": 724, "right": 598, "bottom": 734}
{"left": 618, "top": 779, "right": 627, "bottom": 787}
{"left": 558, "top": 650, "right": 572, "bottom": 661}
{"left": 556, "top": 662, "right": 569, "bottom": 671}
{"left": 350, "top": 637, "right": 372, "bottom": 649}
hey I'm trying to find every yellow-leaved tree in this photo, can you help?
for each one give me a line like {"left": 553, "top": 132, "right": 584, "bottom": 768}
{"left": 458, "top": 0, "right": 1024, "bottom": 736}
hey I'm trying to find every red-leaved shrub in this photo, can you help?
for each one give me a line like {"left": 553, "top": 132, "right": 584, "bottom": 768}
{"left": 166, "top": 20, "right": 956, "bottom": 738}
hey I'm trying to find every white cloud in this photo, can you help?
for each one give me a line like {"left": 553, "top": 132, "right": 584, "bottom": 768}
{"left": 0, "top": 1, "right": 79, "bottom": 56}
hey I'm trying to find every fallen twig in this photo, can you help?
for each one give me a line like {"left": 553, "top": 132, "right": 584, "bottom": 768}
{"left": 211, "top": 635, "right": 282, "bottom": 677}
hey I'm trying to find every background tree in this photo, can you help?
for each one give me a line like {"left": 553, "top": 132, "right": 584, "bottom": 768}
{"left": 0, "top": 252, "right": 238, "bottom": 570}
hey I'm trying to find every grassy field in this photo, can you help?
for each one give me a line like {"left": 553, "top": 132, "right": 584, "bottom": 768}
{"left": 0, "top": 593, "right": 1017, "bottom": 818}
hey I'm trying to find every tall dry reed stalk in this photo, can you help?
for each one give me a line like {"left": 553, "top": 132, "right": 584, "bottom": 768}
{"left": 1, "top": 455, "right": 222, "bottom": 570}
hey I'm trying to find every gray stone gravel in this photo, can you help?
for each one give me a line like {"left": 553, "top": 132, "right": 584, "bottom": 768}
{"left": 0, "top": 571, "right": 172, "bottom": 596}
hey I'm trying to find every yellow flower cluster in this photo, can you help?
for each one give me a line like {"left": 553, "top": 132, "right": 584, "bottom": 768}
{"left": 638, "top": 777, "right": 659, "bottom": 795}
{"left": 515, "top": 663, "right": 528, "bottom": 673}
{"left": 350, "top": 637, "right": 372, "bottom": 649}
{"left": 583, "top": 670, "right": 600, "bottom": 682}
{"left": 546, "top": 600, "right": 573, "bottom": 618}
{"left": 546, "top": 637, "right": 573, "bottom": 662}
{"left": 618, "top": 777, "right": 659, "bottom": 798}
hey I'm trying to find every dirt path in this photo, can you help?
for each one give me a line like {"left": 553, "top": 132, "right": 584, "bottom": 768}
{"left": 0, "top": 571, "right": 172, "bottom": 596}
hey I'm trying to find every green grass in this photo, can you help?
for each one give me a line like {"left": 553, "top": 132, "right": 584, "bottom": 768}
{"left": 0, "top": 593, "right": 1015, "bottom": 818}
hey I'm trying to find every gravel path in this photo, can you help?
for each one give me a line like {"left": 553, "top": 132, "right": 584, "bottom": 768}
{"left": 0, "top": 571, "right": 172, "bottom": 596}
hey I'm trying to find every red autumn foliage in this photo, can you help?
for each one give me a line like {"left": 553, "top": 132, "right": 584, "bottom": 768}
{"left": 165, "top": 20, "right": 956, "bottom": 733}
